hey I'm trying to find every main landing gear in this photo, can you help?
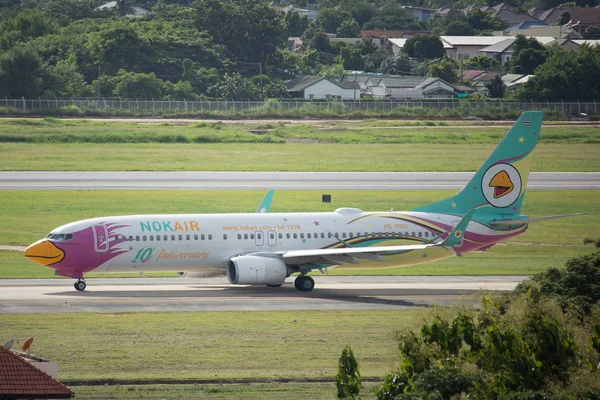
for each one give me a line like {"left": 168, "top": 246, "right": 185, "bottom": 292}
{"left": 294, "top": 275, "right": 315, "bottom": 292}
{"left": 74, "top": 279, "right": 86, "bottom": 291}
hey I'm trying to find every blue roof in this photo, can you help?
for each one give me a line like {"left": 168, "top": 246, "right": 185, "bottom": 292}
{"left": 504, "top": 20, "right": 547, "bottom": 32}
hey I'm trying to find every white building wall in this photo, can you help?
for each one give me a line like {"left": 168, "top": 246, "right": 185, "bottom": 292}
{"left": 448, "top": 45, "right": 491, "bottom": 60}
{"left": 304, "top": 80, "right": 359, "bottom": 100}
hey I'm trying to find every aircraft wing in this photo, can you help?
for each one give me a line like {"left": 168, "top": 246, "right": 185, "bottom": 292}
{"left": 279, "top": 208, "right": 475, "bottom": 266}
{"left": 489, "top": 213, "right": 584, "bottom": 227}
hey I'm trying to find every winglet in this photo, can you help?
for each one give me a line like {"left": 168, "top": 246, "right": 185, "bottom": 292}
{"left": 256, "top": 190, "right": 274, "bottom": 213}
{"left": 441, "top": 208, "right": 475, "bottom": 247}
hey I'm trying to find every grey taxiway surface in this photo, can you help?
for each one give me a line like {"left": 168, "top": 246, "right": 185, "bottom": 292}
{"left": 0, "top": 276, "right": 525, "bottom": 314}
{"left": 0, "top": 171, "right": 599, "bottom": 190}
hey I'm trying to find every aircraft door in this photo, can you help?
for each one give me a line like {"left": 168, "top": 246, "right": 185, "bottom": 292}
{"left": 267, "top": 230, "right": 277, "bottom": 246}
{"left": 93, "top": 224, "right": 109, "bottom": 253}
{"left": 255, "top": 230, "right": 264, "bottom": 246}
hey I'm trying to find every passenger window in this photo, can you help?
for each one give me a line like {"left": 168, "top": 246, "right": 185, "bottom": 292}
{"left": 425, "top": 232, "right": 429, "bottom": 237}
{"left": 257, "top": 233, "right": 261, "bottom": 239}
{"left": 250, "top": 234, "right": 255, "bottom": 239}
{"left": 286, "top": 233, "right": 290, "bottom": 239}
{"left": 238, "top": 234, "right": 242, "bottom": 240}
{"left": 223, "top": 234, "right": 227, "bottom": 240}
{"left": 142, "top": 236, "right": 147, "bottom": 241}
{"left": 321, "top": 233, "right": 325, "bottom": 238}
{"left": 342, "top": 233, "right": 347, "bottom": 238}
{"left": 129, "top": 236, "right": 133, "bottom": 241}
{"left": 164, "top": 235, "right": 168, "bottom": 241}
{"left": 278, "top": 233, "right": 283, "bottom": 239}
{"left": 201, "top": 234, "right": 206, "bottom": 240}
{"left": 328, "top": 233, "right": 332, "bottom": 238}
{"left": 270, "top": 233, "right": 275, "bottom": 239}
{"left": 194, "top": 234, "right": 198, "bottom": 240}
{"left": 244, "top": 234, "right": 248, "bottom": 240}
{"left": 156, "top": 235, "right": 160, "bottom": 241}
{"left": 172, "top": 235, "right": 176, "bottom": 241}
{"left": 411, "top": 232, "right": 415, "bottom": 237}
{"left": 149, "top": 235, "right": 154, "bottom": 241}
{"left": 300, "top": 233, "right": 304, "bottom": 239}
{"left": 293, "top": 233, "right": 297, "bottom": 239}
{"left": 307, "top": 233, "right": 311, "bottom": 239}
{"left": 208, "top": 234, "right": 212, "bottom": 240}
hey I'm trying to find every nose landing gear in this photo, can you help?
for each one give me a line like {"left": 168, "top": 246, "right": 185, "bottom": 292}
{"left": 74, "top": 280, "right": 86, "bottom": 291}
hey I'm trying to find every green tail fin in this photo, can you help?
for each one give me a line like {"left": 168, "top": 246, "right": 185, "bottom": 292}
{"left": 415, "top": 111, "right": 543, "bottom": 218}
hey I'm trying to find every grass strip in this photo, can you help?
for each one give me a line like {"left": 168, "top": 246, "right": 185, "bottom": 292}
{"left": 0, "top": 142, "right": 598, "bottom": 171}
{"left": 0, "top": 311, "right": 428, "bottom": 381}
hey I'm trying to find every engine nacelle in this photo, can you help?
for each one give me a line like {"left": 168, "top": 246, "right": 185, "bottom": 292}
{"left": 227, "top": 255, "right": 289, "bottom": 285}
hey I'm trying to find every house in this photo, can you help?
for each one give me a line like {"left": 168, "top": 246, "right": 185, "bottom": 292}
{"left": 401, "top": 6, "right": 436, "bottom": 22}
{"left": 479, "top": 38, "right": 518, "bottom": 65}
{"left": 506, "top": 25, "right": 581, "bottom": 39}
{"left": 460, "top": 70, "right": 486, "bottom": 82}
{"left": 504, "top": 20, "right": 548, "bottom": 34}
{"left": 480, "top": 36, "right": 577, "bottom": 65}
{"left": 567, "top": 7, "right": 600, "bottom": 35}
{"left": 529, "top": 4, "right": 572, "bottom": 25}
{"left": 278, "top": 5, "right": 319, "bottom": 21}
{"left": 461, "top": 3, "right": 541, "bottom": 26}
{"left": 285, "top": 76, "right": 360, "bottom": 100}
{"left": 441, "top": 36, "right": 510, "bottom": 61}
{"left": 388, "top": 38, "right": 408, "bottom": 55}
{"left": 0, "top": 346, "right": 74, "bottom": 399}
{"left": 573, "top": 39, "right": 600, "bottom": 46}
{"left": 96, "top": 1, "right": 150, "bottom": 17}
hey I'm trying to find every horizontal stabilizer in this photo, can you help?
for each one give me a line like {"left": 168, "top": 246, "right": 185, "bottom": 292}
{"left": 489, "top": 213, "right": 584, "bottom": 227}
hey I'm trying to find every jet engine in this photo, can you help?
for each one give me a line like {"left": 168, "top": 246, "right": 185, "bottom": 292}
{"left": 227, "top": 255, "right": 289, "bottom": 285}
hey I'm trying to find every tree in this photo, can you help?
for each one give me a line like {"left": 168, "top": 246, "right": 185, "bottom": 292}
{"left": 196, "top": 0, "right": 286, "bottom": 65}
{"left": 466, "top": 8, "right": 504, "bottom": 32}
{"left": 284, "top": 10, "right": 309, "bottom": 37}
{"left": 335, "top": 345, "right": 361, "bottom": 399}
{"left": 404, "top": 34, "right": 445, "bottom": 60}
{"left": 363, "top": 1, "right": 425, "bottom": 31}
{"left": 112, "top": 70, "right": 165, "bottom": 99}
{"left": 584, "top": 25, "right": 600, "bottom": 39}
{"left": 486, "top": 75, "right": 506, "bottom": 98}
{"left": 207, "top": 72, "right": 262, "bottom": 100}
{"left": 339, "top": 46, "right": 365, "bottom": 71}
{"left": 336, "top": 19, "right": 360, "bottom": 37}
{"left": 427, "top": 57, "right": 459, "bottom": 83}
{"left": 0, "top": 46, "right": 44, "bottom": 97}
{"left": 445, "top": 20, "right": 474, "bottom": 35}
{"left": 463, "top": 55, "right": 500, "bottom": 71}
{"left": 509, "top": 35, "right": 548, "bottom": 75}
{"left": 557, "top": 10, "right": 570, "bottom": 25}
{"left": 87, "top": 22, "right": 151, "bottom": 72}
{"left": 317, "top": 7, "right": 352, "bottom": 33}
{"left": 339, "top": 0, "right": 375, "bottom": 28}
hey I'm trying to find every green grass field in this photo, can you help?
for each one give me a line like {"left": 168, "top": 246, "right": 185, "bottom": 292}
{"left": 0, "top": 310, "right": 428, "bottom": 382}
{"left": 1, "top": 190, "right": 597, "bottom": 278}
{"left": 0, "top": 119, "right": 598, "bottom": 171}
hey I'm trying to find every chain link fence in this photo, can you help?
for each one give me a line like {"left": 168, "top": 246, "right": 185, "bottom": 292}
{"left": 1, "top": 97, "right": 598, "bottom": 117}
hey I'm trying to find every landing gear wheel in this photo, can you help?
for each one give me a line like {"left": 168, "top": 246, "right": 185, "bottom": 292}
{"left": 294, "top": 275, "right": 315, "bottom": 292}
{"left": 266, "top": 283, "right": 283, "bottom": 288}
{"left": 74, "top": 280, "right": 86, "bottom": 291}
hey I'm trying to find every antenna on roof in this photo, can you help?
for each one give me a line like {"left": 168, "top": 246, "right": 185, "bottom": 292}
{"left": 3, "top": 339, "right": 13, "bottom": 349}
{"left": 17, "top": 338, "right": 33, "bottom": 355}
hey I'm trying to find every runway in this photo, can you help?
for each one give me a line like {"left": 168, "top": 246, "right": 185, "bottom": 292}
{"left": 0, "top": 276, "right": 526, "bottom": 314}
{"left": 0, "top": 171, "right": 598, "bottom": 190}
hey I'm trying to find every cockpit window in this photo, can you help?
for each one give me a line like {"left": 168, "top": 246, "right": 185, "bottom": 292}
{"left": 46, "top": 233, "right": 73, "bottom": 241}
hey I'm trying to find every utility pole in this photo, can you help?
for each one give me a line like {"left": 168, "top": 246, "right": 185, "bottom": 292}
{"left": 259, "top": 62, "right": 263, "bottom": 91}
{"left": 97, "top": 65, "right": 101, "bottom": 98}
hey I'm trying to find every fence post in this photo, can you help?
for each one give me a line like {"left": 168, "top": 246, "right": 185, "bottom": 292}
{"left": 21, "top": 96, "right": 26, "bottom": 111}
{"left": 577, "top": 100, "right": 580, "bottom": 115}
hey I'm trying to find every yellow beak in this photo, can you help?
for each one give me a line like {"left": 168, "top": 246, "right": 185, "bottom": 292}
{"left": 24, "top": 240, "right": 65, "bottom": 266}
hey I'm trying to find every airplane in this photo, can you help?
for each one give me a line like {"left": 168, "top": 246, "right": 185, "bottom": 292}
{"left": 24, "top": 111, "right": 580, "bottom": 292}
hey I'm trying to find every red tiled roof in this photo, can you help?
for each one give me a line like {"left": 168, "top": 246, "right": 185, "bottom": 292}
{"left": 0, "top": 347, "right": 74, "bottom": 398}
{"left": 460, "top": 70, "right": 485, "bottom": 81}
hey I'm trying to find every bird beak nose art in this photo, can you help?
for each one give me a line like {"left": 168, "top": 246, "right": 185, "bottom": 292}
{"left": 24, "top": 240, "right": 65, "bottom": 266}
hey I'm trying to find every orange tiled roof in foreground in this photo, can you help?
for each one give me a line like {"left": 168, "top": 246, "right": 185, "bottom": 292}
{"left": 0, "top": 346, "right": 74, "bottom": 399}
